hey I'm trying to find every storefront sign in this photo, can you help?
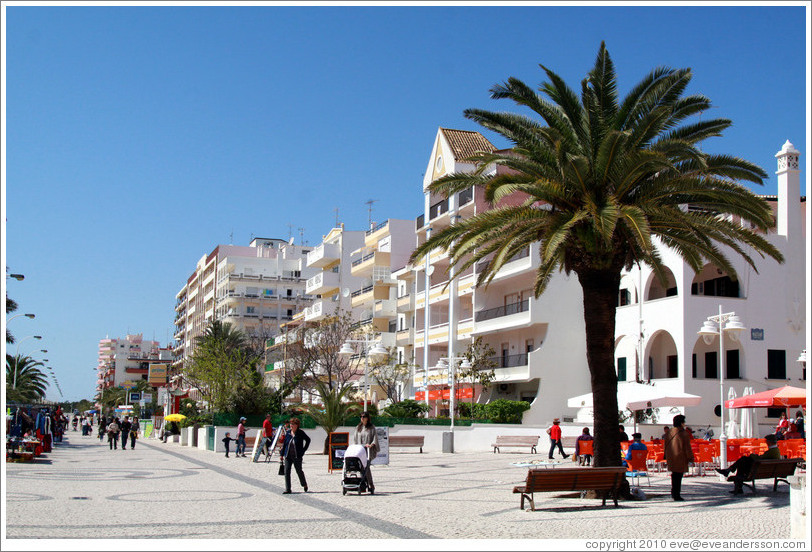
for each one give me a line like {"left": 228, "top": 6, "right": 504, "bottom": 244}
{"left": 149, "top": 363, "right": 169, "bottom": 385}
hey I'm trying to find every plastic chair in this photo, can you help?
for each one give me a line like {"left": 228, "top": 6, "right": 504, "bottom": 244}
{"left": 577, "top": 440, "right": 594, "bottom": 465}
{"left": 694, "top": 445, "right": 716, "bottom": 475}
{"left": 726, "top": 443, "right": 742, "bottom": 464}
{"left": 625, "top": 449, "right": 651, "bottom": 487}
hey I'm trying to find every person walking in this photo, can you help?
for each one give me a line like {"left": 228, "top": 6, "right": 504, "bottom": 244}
{"left": 547, "top": 418, "right": 569, "bottom": 459}
{"left": 107, "top": 418, "right": 120, "bottom": 450}
{"left": 261, "top": 414, "right": 275, "bottom": 458}
{"left": 664, "top": 414, "right": 694, "bottom": 501}
{"left": 280, "top": 418, "right": 310, "bottom": 494}
{"left": 129, "top": 417, "right": 139, "bottom": 449}
{"left": 236, "top": 417, "right": 248, "bottom": 457}
{"left": 352, "top": 411, "right": 379, "bottom": 494}
{"left": 120, "top": 416, "right": 132, "bottom": 450}
{"left": 98, "top": 416, "right": 107, "bottom": 443}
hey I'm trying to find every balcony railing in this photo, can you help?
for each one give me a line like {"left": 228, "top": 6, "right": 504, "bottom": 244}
{"left": 474, "top": 299, "right": 529, "bottom": 322}
{"left": 352, "top": 252, "right": 375, "bottom": 267}
{"left": 351, "top": 285, "right": 374, "bottom": 298}
{"left": 429, "top": 198, "right": 449, "bottom": 220}
{"left": 458, "top": 187, "right": 473, "bottom": 206}
{"left": 415, "top": 214, "right": 425, "bottom": 230}
{"left": 475, "top": 247, "right": 531, "bottom": 274}
{"left": 490, "top": 353, "right": 528, "bottom": 368}
{"left": 366, "top": 219, "right": 389, "bottom": 235}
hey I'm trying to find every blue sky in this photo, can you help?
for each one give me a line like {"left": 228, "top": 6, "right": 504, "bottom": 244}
{"left": 3, "top": 3, "right": 809, "bottom": 402}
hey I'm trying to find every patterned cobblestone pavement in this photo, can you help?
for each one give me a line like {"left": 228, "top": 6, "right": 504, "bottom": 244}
{"left": 3, "top": 432, "right": 800, "bottom": 546}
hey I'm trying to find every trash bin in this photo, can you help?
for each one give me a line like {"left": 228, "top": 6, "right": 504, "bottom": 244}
{"left": 442, "top": 431, "right": 454, "bottom": 453}
{"left": 192, "top": 423, "right": 199, "bottom": 447}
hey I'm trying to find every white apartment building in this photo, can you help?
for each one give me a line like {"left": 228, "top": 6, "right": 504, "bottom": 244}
{"left": 599, "top": 140, "right": 807, "bottom": 437}
{"left": 173, "top": 238, "right": 317, "bottom": 372}
{"left": 96, "top": 333, "right": 172, "bottom": 393}
{"left": 407, "top": 128, "right": 591, "bottom": 423}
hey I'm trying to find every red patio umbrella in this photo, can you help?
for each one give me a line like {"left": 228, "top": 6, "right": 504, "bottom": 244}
{"left": 724, "top": 385, "right": 806, "bottom": 409}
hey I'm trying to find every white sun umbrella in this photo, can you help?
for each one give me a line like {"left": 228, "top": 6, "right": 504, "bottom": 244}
{"left": 739, "top": 386, "right": 754, "bottom": 438}
{"left": 625, "top": 390, "right": 703, "bottom": 411}
{"left": 726, "top": 387, "right": 739, "bottom": 439}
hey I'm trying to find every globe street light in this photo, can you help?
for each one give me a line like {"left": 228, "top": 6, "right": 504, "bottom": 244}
{"left": 338, "top": 336, "right": 387, "bottom": 412}
{"left": 698, "top": 306, "right": 745, "bottom": 472}
{"left": 435, "top": 355, "right": 472, "bottom": 452}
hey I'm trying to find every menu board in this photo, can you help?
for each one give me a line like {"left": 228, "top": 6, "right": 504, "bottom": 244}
{"left": 328, "top": 432, "right": 349, "bottom": 472}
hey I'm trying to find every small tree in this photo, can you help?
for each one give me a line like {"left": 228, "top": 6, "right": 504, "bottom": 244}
{"left": 369, "top": 347, "right": 411, "bottom": 404}
{"left": 302, "top": 380, "right": 361, "bottom": 454}
{"left": 459, "top": 337, "right": 498, "bottom": 419}
{"left": 382, "top": 399, "right": 429, "bottom": 419}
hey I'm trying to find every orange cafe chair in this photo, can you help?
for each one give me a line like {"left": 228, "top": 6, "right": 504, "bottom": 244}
{"left": 625, "top": 449, "right": 651, "bottom": 487}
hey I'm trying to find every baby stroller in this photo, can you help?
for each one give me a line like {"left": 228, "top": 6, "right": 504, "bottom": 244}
{"left": 342, "top": 444, "right": 372, "bottom": 495}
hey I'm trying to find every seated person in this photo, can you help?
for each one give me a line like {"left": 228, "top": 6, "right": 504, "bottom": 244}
{"left": 618, "top": 425, "right": 630, "bottom": 443}
{"left": 783, "top": 424, "right": 802, "bottom": 440}
{"left": 623, "top": 432, "right": 648, "bottom": 468}
{"left": 716, "top": 434, "right": 781, "bottom": 494}
{"left": 574, "top": 427, "right": 594, "bottom": 466}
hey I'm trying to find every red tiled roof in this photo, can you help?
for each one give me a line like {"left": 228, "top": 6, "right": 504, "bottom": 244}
{"left": 440, "top": 128, "right": 496, "bottom": 162}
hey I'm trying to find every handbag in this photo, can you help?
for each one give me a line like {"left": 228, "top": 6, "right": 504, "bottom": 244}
{"left": 278, "top": 462, "right": 285, "bottom": 476}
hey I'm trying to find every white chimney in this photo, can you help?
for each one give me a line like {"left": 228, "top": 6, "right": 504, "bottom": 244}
{"left": 774, "top": 140, "right": 801, "bottom": 238}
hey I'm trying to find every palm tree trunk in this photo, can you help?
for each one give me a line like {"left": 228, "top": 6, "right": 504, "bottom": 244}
{"left": 578, "top": 268, "right": 622, "bottom": 467}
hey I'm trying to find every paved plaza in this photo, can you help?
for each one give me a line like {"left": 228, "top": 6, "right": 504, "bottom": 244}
{"left": 3, "top": 432, "right": 800, "bottom": 546}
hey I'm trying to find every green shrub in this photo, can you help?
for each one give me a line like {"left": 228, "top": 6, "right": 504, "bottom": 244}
{"left": 484, "top": 399, "right": 531, "bottom": 423}
{"left": 457, "top": 401, "right": 488, "bottom": 419}
{"left": 382, "top": 399, "right": 429, "bottom": 419}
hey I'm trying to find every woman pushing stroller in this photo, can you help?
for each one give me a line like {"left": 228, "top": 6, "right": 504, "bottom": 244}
{"left": 353, "top": 412, "right": 379, "bottom": 494}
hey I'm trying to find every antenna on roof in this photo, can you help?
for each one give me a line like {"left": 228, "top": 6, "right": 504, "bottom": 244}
{"left": 229, "top": 230, "right": 234, "bottom": 245}
{"left": 298, "top": 227, "right": 305, "bottom": 247}
{"left": 365, "top": 199, "right": 378, "bottom": 230}
{"left": 287, "top": 223, "right": 293, "bottom": 242}
{"left": 334, "top": 207, "right": 340, "bottom": 228}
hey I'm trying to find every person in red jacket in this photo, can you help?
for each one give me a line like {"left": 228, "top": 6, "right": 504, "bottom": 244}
{"left": 547, "top": 418, "right": 569, "bottom": 459}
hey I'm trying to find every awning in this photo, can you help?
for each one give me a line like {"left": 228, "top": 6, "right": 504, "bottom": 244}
{"left": 725, "top": 385, "right": 806, "bottom": 409}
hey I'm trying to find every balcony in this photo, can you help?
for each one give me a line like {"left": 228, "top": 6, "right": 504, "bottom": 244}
{"left": 473, "top": 299, "right": 533, "bottom": 335}
{"left": 307, "top": 242, "right": 340, "bottom": 268}
{"left": 415, "top": 214, "right": 425, "bottom": 230}
{"left": 365, "top": 219, "right": 390, "bottom": 246}
{"left": 458, "top": 186, "right": 474, "bottom": 207}
{"left": 304, "top": 300, "right": 337, "bottom": 322}
{"left": 306, "top": 271, "right": 339, "bottom": 296}
{"left": 350, "top": 250, "right": 390, "bottom": 278}
{"left": 350, "top": 285, "right": 374, "bottom": 308}
{"left": 490, "top": 353, "right": 528, "bottom": 369}
{"left": 396, "top": 328, "right": 412, "bottom": 346}
{"left": 429, "top": 198, "right": 449, "bottom": 220}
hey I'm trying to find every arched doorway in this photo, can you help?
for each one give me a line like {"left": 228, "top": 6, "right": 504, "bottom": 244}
{"left": 645, "top": 330, "right": 679, "bottom": 380}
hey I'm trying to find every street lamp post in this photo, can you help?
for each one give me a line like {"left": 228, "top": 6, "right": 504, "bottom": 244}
{"left": 698, "top": 305, "right": 745, "bottom": 472}
{"left": 7, "top": 313, "right": 35, "bottom": 324}
{"left": 13, "top": 335, "right": 43, "bottom": 388}
{"left": 435, "top": 355, "right": 471, "bottom": 453}
{"left": 338, "top": 335, "right": 387, "bottom": 413}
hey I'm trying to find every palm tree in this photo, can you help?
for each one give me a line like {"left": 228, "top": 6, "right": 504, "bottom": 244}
{"left": 303, "top": 380, "right": 361, "bottom": 454}
{"left": 410, "top": 42, "right": 783, "bottom": 466}
{"left": 6, "top": 295, "right": 19, "bottom": 344}
{"left": 6, "top": 354, "right": 48, "bottom": 403}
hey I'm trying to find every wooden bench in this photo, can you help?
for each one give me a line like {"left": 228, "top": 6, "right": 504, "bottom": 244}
{"left": 513, "top": 467, "right": 628, "bottom": 510}
{"left": 731, "top": 457, "right": 802, "bottom": 493}
{"left": 389, "top": 435, "right": 424, "bottom": 452}
{"left": 492, "top": 435, "right": 539, "bottom": 454}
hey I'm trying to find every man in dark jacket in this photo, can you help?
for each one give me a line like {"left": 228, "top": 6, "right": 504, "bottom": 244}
{"left": 716, "top": 434, "right": 781, "bottom": 494}
{"left": 280, "top": 418, "right": 311, "bottom": 494}
{"left": 120, "top": 416, "right": 132, "bottom": 450}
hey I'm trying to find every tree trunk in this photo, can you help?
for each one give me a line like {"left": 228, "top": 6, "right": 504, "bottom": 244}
{"left": 578, "top": 268, "right": 622, "bottom": 467}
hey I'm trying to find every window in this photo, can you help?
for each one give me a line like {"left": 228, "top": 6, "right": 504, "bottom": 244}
{"left": 766, "top": 407, "right": 784, "bottom": 419}
{"left": 287, "top": 289, "right": 292, "bottom": 297}
{"left": 617, "top": 357, "right": 627, "bottom": 382}
{"left": 692, "top": 354, "right": 697, "bottom": 378}
{"left": 726, "top": 349, "right": 740, "bottom": 379}
{"left": 705, "top": 351, "right": 718, "bottom": 379}
{"left": 618, "top": 289, "right": 631, "bottom": 306}
{"left": 767, "top": 349, "right": 786, "bottom": 379}
{"left": 667, "top": 355, "right": 678, "bottom": 378}
{"left": 692, "top": 276, "right": 740, "bottom": 298}
{"left": 246, "top": 306, "right": 255, "bottom": 314}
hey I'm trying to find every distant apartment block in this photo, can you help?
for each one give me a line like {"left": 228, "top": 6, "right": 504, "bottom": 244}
{"left": 96, "top": 334, "right": 173, "bottom": 393}
{"left": 173, "top": 238, "right": 317, "bottom": 371}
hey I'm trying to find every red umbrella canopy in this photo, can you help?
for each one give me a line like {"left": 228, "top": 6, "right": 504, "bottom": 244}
{"left": 725, "top": 385, "right": 806, "bottom": 409}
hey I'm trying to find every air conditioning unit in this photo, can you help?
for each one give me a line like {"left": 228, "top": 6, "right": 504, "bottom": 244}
{"left": 499, "top": 383, "right": 510, "bottom": 392}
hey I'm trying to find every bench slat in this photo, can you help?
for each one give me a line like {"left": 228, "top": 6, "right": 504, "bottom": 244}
{"left": 513, "top": 467, "right": 627, "bottom": 510}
